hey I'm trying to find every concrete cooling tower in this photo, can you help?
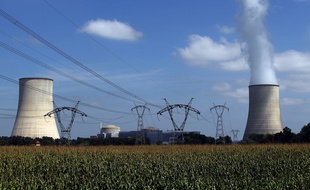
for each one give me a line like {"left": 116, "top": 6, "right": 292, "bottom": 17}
{"left": 11, "top": 78, "right": 60, "bottom": 139}
{"left": 243, "top": 84, "right": 283, "bottom": 140}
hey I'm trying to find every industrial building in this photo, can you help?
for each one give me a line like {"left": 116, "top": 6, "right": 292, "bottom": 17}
{"left": 119, "top": 127, "right": 163, "bottom": 144}
{"left": 243, "top": 84, "right": 283, "bottom": 140}
{"left": 11, "top": 78, "right": 60, "bottom": 139}
{"left": 9, "top": 78, "right": 285, "bottom": 142}
{"left": 97, "top": 124, "right": 120, "bottom": 138}
{"left": 97, "top": 125, "right": 200, "bottom": 145}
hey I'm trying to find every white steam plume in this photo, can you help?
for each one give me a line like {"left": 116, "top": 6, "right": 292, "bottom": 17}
{"left": 238, "top": 0, "right": 278, "bottom": 85}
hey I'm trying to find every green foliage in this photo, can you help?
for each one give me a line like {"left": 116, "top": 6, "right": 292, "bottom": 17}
{"left": 216, "top": 135, "right": 232, "bottom": 144}
{"left": 247, "top": 126, "right": 307, "bottom": 144}
{"left": 0, "top": 145, "right": 309, "bottom": 189}
{"left": 300, "top": 123, "right": 310, "bottom": 142}
{"left": 177, "top": 132, "right": 215, "bottom": 144}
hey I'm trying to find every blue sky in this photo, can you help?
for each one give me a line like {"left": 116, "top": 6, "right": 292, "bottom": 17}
{"left": 1, "top": 0, "right": 310, "bottom": 140}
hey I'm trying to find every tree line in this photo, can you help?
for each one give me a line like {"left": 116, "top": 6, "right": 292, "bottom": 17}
{"left": 0, "top": 123, "right": 309, "bottom": 146}
{"left": 244, "top": 123, "right": 310, "bottom": 144}
{"left": 0, "top": 136, "right": 138, "bottom": 146}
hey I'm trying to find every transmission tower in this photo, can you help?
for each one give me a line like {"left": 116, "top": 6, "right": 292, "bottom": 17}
{"left": 45, "top": 101, "right": 87, "bottom": 144}
{"left": 231, "top": 129, "right": 240, "bottom": 142}
{"left": 131, "top": 104, "right": 150, "bottom": 144}
{"left": 210, "top": 103, "right": 229, "bottom": 140}
{"left": 157, "top": 98, "right": 200, "bottom": 131}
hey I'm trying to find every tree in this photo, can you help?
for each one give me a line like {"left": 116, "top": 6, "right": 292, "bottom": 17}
{"left": 177, "top": 133, "right": 215, "bottom": 144}
{"left": 40, "top": 137, "right": 56, "bottom": 145}
{"left": 248, "top": 134, "right": 264, "bottom": 143}
{"left": 224, "top": 135, "right": 232, "bottom": 144}
{"left": 273, "top": 127, "right": 298, "bottom": 143}
{"left": 299, "top": 123, "right": 310, "bottom": 142}
{"left": 215, "top": 135, "right": 232, "bottom": 144}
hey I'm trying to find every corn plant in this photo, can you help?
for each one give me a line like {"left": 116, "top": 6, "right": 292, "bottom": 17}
{"left": 0, "top": 144, "right": 309, "bottom": 189}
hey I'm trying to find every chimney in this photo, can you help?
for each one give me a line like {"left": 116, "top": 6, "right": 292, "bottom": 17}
{"left": 11, "top": 78, "right": 60, "bottom": 139}
{"left": 243, "top": 84, "right": 283, "bottom": 140}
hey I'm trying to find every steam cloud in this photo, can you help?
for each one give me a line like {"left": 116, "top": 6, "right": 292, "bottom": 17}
{"left": 239, "top": 0, "right": 278, "bottom": 85}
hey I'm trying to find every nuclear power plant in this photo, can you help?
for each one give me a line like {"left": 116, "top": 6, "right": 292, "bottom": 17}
{"left": 11, "top": 78, "right": 60, "bottom": 139}
{"left": 243, "top": 84, "right": 283, "bottom": 140}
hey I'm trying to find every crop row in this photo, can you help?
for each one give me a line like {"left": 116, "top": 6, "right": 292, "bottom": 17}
{"left": 0, "top": 144, "right": 309, "bottom": 189}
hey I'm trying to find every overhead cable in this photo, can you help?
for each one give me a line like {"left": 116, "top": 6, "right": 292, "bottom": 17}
{"left": 0, "top": 9, "right": 162, "bottom": 109}
{"left": 0, "top": 74, "right": 131, "bottom": 115}
{"left": 0, "top": 40, "right": 146, "bottom": 105}
{"left": 43, "top": 0, "right": 161, "bottom": 88}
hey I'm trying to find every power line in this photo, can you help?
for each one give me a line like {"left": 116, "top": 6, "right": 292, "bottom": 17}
{"left": 0, "top": 29, "right": 73, "bottom": 72}
{"left": 42, "top": 0, "right": 161, "bottom": 88}
{"left": 0, "top": 40, "right": 146, "bottom": 105}
{"left": 0, "top": 112, "right": 15, "bottom": 118}
{"left": 0, "top": 74, "right": 131, "bottom": 115}
{"left": 0, "top": 108, "right": 16, "bottom": 111}
{"left": 0, "top": 8, "right": 162, "bottom": 108}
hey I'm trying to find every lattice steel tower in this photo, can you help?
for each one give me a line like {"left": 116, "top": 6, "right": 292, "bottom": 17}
{"left": 231, "top": 129, "right": 240, "bottom": 142}
{"left": 210, "top": 103, "right": 229, "bottom": 139}
{"left": 131, "top": 104, "right": 150, "bottom": 144}
{"left": 45, "top": 101, "right": 87, "bottom": 144}
{"left": 157, "top": 98, "right": 200, "bottom": 131}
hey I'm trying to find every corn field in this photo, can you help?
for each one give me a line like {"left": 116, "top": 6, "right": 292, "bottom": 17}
{"left": 0, "top": 144, "right": 309, "bottom": 189}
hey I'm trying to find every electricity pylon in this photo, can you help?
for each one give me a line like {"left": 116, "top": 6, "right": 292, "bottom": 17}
{"left": 210, "top": 103, "right": 229, "bottom": 140}
{"left": 157, "top": 98, "right": 200, "bottom": 131}
{"left": 131, "top": 104, "right": 150, "bottom": 144}
{"left": 231, "top": 129, "right": 240, "bottom": 142}
{"left": 45, "top": 101, "right": 87, "bottom": 144}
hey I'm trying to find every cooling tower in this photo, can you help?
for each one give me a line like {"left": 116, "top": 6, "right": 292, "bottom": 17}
{"left": 243, "top": 84, "right": 283, "bottom": 140}
{"left": 11, "top": 78, "right": 60, "bottom": 139}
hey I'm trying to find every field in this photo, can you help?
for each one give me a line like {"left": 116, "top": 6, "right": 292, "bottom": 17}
{"left": 0, "top": 144, "right": 309, "bottom": 189}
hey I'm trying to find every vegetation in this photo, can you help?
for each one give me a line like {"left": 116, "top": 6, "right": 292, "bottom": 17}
{"left": 1, "top": 122, "right": 310, "bottom": 146}
{"left": 0, "top": 123, "right": 309, "bottom": 188}
{"left": 172, "top": 133, "right": 214, "bottom": 144}
{"left": 0, "top": 136, "right": 139, "bottom": 146}
{"left": 246, "top": 125, "right": 310, "bottom": 144}
{"left": 0, "top": 144, "right": 309, "bottom": 189}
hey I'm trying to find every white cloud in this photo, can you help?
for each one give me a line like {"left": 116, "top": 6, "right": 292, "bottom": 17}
{"left": 177, "top": 34, "right": 310, "bottom": 94}
{"left": 222, "top": 87, "right": 248, "bottom": 103}
{"left": 212, "top": 82, "right": 231, "bottom": 91}
{"left": 213, "top": 82, "right": 248, "bottom": 103}
{"left": 280, "top": 73, "right": 310, "bottom": 92}
{"left": 81, "top": 19, "right": 143, "bottom": 41}
{"left": 177, "top": 35, "right": 242, "bottom": 68}
{"left": 177, "top": 35, "right": 310, "bottom": 74}
{"left": 219, "top": 58, "right": 249, "bottom": 71}
{"left": 275, "top": 50, "right": 310, "bottom": 72}
{"left": 217, "top": 25, "right": 235, "bottom": 34}
{"left": 281, "top": 98, "right": 304, "bottom": 106}
{"left": 275, "top": 50, "right": 310, "bottom": 93}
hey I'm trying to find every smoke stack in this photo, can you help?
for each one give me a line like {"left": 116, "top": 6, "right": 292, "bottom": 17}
{"left": 237, "top": 0, "right": 283, "bottom": 140}
{"left": 11, "top": 78, "right": 60, "bottom": 139}
{"left": 243, "top": 84, "right": 283, "bottom": 140}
